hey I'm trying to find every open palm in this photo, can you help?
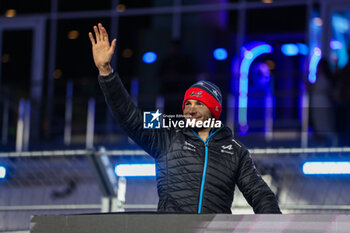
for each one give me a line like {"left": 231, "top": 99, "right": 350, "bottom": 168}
{"left": 89, "top": 23, "right": 116, "bottom": 75}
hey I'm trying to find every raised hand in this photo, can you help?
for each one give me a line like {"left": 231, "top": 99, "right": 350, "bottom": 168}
{"left": 89, "top": 23, "right": 117, "bottom": 76}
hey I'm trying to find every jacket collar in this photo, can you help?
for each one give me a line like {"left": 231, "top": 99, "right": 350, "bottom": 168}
{"left": 181, "top": 125, "right": 232, "bottom": 141}
{"left": 211, "top": 126, "right": 232, "bottom": 141}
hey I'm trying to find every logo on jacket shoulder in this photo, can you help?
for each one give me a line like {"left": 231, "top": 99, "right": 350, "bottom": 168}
{"left": 221, "top": 144, "right": 234, "bottom": 155}
{"left": 143, "top": 109, "right": 162, "bottom": 129}
{"left": 221, "top": 144, "right": 233, "bottom": 150}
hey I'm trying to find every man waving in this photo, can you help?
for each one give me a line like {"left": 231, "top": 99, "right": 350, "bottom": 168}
{"left": 89, "top": 23, "right": 281, "bottom": 214}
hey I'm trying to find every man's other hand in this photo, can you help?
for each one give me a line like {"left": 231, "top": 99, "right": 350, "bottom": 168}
{"left": 89, "top": 23, "right": 116, "bottom": 76}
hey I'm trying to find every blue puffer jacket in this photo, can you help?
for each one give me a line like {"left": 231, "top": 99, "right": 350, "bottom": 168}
{"left": 98, "top": 71, "right": 281, "bottom": 214}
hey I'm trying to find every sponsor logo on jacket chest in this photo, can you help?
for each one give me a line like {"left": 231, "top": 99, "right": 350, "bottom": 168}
{"left": 183, "top": 141, "right": 197, "bottom": 152}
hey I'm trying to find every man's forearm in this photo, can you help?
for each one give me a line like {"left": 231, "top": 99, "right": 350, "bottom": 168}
{"left": 97, "top": 71, "right": 168, "bottom": 159}
{"left": 237, "top": 149, "right": 281, "bottom": 214}
{"left": 98, "top": 71, "right": 139, "bottom": 124}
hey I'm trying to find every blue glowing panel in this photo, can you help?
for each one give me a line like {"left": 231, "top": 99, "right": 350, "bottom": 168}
{"left": 308, "top": 47, "right": 322, "bottom": 84}
{"left": 297, "top": 43, "right": 309, "bottom": 55}
{"left": 0, "top": 166, "right": 6, "bottom": 179}
{"left": 330, "top": 39, "right": 343, "bottom": 50}
{"left": 213, "top": 48, "right": 228, "bottom": 61}
{"left": 238, "top": 42, "right": 273, "bottom": 134}
{"left": 332, "top": 14, "right": 349, "bottom": 69}
{"left": 142, "top": 52, "right": 157, "bottom": 63}
{"left": 238, "top": 96, "right": 248, "bottom": 124}
{"left": 115, "top": 164, "right": 156, "bottom": 177}
{"left": 332, "top": 14, "right": 349, "bottom": 33}
{"left": 303, "top": 162, "right": 350, "bottom": 175}
{"left": 240, "top": 44, "right": 273, "bottom": 76}
{"left": 281, "top": 44, "right": 299, "bottom": 56}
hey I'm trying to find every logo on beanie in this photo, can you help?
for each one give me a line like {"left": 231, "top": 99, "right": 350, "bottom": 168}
{"left": 212, "top": 89, "right": 219, "bottom": 98}
{"left": 189, "top": 91, "right": 203, "bottom": 98}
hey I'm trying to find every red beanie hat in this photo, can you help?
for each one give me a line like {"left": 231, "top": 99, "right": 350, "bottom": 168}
{"left": 182, "top": 81, "right": 222, "bottom": 119}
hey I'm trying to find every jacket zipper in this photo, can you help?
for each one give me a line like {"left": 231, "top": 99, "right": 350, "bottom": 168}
{"left": 192, "top": 130, "right": 215, "bottom": 214}
{"left": 198, "top": 140, "right": 209, "bottom": 214}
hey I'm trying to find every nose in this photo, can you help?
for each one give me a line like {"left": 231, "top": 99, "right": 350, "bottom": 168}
{"left": 188, "top": 105, "right": 198, "bottom": 115}
{"left": 184, "top": 103, "right": 197, "bottom": 115}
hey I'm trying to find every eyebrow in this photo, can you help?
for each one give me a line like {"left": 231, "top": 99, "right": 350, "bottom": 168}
{"left": 185, "top": 100, "right": 203, "bottom": 104}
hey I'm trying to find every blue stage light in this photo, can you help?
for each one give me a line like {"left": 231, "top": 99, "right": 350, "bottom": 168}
{"left": 330, "top": 39, "right": 343, "bottom": 50}
{"left": 142, "top": 52, "right": 157, "bottom": 63}
{"left": 213, "top": 48, "right": 228, "bottom": 60}
{"left": 239, "top": 42, "right": 273, "bottom": 134}
{"left": 114, "top": 163, "right": 156, "bottom": 177}
{"left": 308, "top": 47, "right": 322, "bottom": 84}
{"left": 281, "top": 44, "right": 299, "bottom": 56}
{"left": 0, "top": 166, "right": 6, "bottom": 179}
{"left": 303, "top": 162, "right": 350, "bottom": 175}
{"left": 332, "top": 14, "right": 349, "bottom": 33}
{"left": 297, "top": 43, "right": 309, "bottom": 55}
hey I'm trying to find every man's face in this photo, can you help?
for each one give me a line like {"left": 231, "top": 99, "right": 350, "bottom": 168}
{"left": 183, "top": 99, "right": 212, "bottom": 124}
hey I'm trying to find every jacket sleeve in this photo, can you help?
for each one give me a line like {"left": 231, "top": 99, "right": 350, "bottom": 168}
{"left": 98, "top": 71, "right": 171, "bottom": 159}
{"left": 236, "top": 147, "right": 281, "bottom": 214}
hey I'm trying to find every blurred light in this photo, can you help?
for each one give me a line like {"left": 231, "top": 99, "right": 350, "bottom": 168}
{"left": 265, "top": 60, "right": 275, "bottom": 70}
{"left": 308, "top": 48, "right": 322, "bottom": 84}
{"left": 2, "top": 54, "right": 10, "bottom": 63}
{"left": 0, "top": 166, "right": 6, "bottom": 179}
{"left": 114, "top": 164, "right": 156, "bottom": 177}
{"left": 313, "top": 17, "right": 323, "bottom": 26}
{"left": 258, "top": 62, "right": 270, "bottom": 76}
{"left": 332, "top": 14, "right": 349, "bottom": 33}
{"left": 68, "top": 30, "right": 79, "bottom": 40}
{"left": 238, "top": 96, "right": 248, "bottom": 125}
{"left": 262, "top": 0, "right": 273, "bottom": 3}
{"left": 332, "top": 14, "right": 349, "bottom": 69}
{"left": 142, "top": 52, "right": 157, "bottom": 63}
{"left": 297, "top": 43, "right": 309, "bottom": 55}
{"left": 116, "top": 4, "right": 126, "bottom": 12}
{"left": 303, "top": 162, "right": 350, "bottom": 175}
{"left": 239, "top": 42, "right": 273, "bottom": 134}
{"left": 244, "top": 51, "right": 253, "bottom": 59}
{"left": 5, "top": 9, "right": 16, "bottom": 18}
{"left": 314, "top": 47, "right": 321, "bottom": 56}
{"left": 281, "top": 43, "right": 299, "bottom": 56}
{"left": 53, "top": 69, "right": 63, "bottom": 79}
{"left": 213, "top": 48, "right": 228, "bottom": 61}
{"left": 122, "top": 49, "right": 133, "bottom": 58}
{"left": 330, "top": 39, "right": 343, "bottom": 50}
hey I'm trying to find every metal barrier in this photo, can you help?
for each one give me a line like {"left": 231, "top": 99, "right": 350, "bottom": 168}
{"left": 1, "top": 147, "right": 350, "bottom": 230}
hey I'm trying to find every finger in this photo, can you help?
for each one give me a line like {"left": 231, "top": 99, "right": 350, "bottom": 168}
{"left": 110, "top": 38, "right": 117, "bottom": 53}
{"left": 101, "top": 26, "right": 109, "bottom": 42}
{"left": 88, "top": 32, "right": 96, "bottom": 45}
{"left": 94, "top": 25, "right": 100, "bottom": 42}
{"left": 98, "top": 23, "right": 104, "bottom": 41}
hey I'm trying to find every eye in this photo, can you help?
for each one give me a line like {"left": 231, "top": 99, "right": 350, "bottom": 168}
{"left": 185, "top": 101, "right": 191, "bottom": 105}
